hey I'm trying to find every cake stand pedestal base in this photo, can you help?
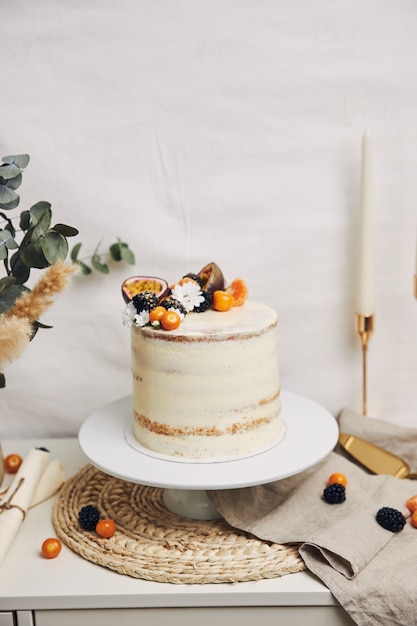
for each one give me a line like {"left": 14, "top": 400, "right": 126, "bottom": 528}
{"left": 163, "top": 488, "right": 222, "bottom": 520}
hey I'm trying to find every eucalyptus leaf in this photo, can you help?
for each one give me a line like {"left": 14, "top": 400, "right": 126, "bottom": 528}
{"left": 109, "top": 241, "right": 135, "bottom": 265}
{"left": 0, "top": 184, "right": 18, "bottom": 205}
{"left": 0, "top": 276, "right": 16, "bottom": 293}
{"left": 29, "top": 206, "right": 52, "bottom": 242}
{"left": 0, "top": 231, "right": 17, "bottom": 249}
{"left": 0, "top": 196, "right": 19, "bottom": 210}
{"left": 19, "top": 241, "right": 49, "bottom": 269}
{"left": 6, "top": 173, "right": 22, "bottom": 190}
{"left": 92, "top": 253, "right": 109, "bottom": 274}
{"left": 6, "top": 238, "right": 18, "bottom": 250}
{"left": 29, "top": 201, "right": 52, "bottom": 224}
{"left": 0, "top": 230, "right": 13, "bottom": 243}
{"left": 10, "top": 253, "right": 31, "bottom": 283}
{"left": 41, "top": 230, "right": 68, "bottom": 264}
{"left": 0, "top": 163, "right": 21, "bottom": 180}
{"left": 70, "top": 242, "right": 82, "bottom": 261}
{"left": 75, "top": 260, "right": 92, "bottom": 275}
{"left": 121, "top": 245, "right": 135, "bottom": 265}
{"left": 0, "top": 230, "right": 17, "bottom": 258}
{"left": 109, "top": 241, "right": 122, "bottom": 261}
{"left": 0, "top": 283, "right": 29, "bottom": 313}
{"left": 2, "top": 154, "right": 30, "bottom": 169}
{"left": 53, "top": 223, "right": 79, "bottom": 237}
{"left": 19, "top": 210, "right": 31, "bottom": 231}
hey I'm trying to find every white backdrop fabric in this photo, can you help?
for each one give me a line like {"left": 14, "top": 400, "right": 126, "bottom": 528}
{"left": 1, "top": 0, "right": 417, "bottom": 438}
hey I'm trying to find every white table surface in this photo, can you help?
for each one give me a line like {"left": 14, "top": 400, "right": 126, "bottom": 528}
{"left": 0, "top": 438, "right": 341, "bottom": 613}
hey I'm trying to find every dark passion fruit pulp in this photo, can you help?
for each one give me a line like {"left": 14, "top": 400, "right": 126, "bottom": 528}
{"left": 121, "top": 276, "right": 169, "bottom": 303}
{"left": 197, "top": 262, "right": 225, "bottom": 293}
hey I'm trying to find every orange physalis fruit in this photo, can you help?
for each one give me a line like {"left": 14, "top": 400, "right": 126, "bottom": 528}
{"left": 4, "top": 453, "right": 23, "bottom": 474}
{"left": 411, "top": 511, "right": 417, "bottom": 528}
{"left": 406, "top": 495, "right": 417, "bottom": 513}
{"left": 328, "top": 472, "right": 348, "bottom": 487}
{"left": 161, "top": 310, "right": 181, "bottom": 331}
{"left": 226, "top": 278, "right": 248, "bottom": 307}
{"left": 96, "top": 519, "right": 116, "bottom": 538}
{"left": 149, "top": 306, "right": 166, "bottom": 324}
{"left": 212, "top": 290, "right": 234, "bottom": 312}
{"left": 41, "top": 537, "right": 62, "bottom": 559}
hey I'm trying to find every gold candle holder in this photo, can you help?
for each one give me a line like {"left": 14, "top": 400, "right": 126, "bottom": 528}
{"left": 355, "top": 313, "right": 375, "bottom": 416}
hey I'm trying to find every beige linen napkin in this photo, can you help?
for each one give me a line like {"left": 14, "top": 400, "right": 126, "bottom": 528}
{"left": 29, "top": 458, "right": 66, "bottom": 508}
{"left": 209, "top": 410, "right": 417, "bottom": 626}
{"left": 0, "top": 447, "right": 65, "bottom": 564}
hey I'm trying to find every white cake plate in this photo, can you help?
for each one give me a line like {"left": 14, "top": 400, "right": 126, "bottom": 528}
{"left": 79, "top": 390, "right": 338, "bottom": 520}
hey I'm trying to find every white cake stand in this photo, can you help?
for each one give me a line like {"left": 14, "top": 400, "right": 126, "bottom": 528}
{"left": 78, "top": 390, "right": 338, "bottom": 520}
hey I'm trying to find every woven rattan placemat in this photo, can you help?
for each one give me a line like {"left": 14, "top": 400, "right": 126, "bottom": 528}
{"left": 52, "top": 464, "right": 305, "bottom": 584}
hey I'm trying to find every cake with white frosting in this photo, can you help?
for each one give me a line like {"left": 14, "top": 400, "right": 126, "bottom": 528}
{"left": 123, "top": 266, "right": 282, "bottom": 459}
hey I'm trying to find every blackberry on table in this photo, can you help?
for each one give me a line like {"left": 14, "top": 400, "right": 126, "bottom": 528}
{"left": 376, "top": 507, "right": 406, "bottom": 533}
{"left": 78, "top": 505, "right": 100, "bottom": 531}
{"left": 323, "top": 483, "right": 346, "bottom": 504}
{"left": 132, "top": 291, "right": 159, "bottom": 314}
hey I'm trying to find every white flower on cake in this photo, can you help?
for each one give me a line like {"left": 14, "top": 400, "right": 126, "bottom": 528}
{"left": 122, "top": 302, "right": 150, "bottom": 327}
{"left": 171, "top": 281, "right": 205, "bottom": 312}
{"left": 135, "top": 310, "right": 150, "bottom": 327}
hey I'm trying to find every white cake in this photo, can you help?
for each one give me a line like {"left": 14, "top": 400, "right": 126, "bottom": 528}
{"left": 131, "top": 301, "right": 282, "bottom": 459}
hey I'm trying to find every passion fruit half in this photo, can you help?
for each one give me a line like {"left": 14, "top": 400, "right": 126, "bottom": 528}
{"left": 197, "top": 262, "right": 225, "bottom": 293}
{"left": 121, "top": 276, "right": 169, "bottom": 303}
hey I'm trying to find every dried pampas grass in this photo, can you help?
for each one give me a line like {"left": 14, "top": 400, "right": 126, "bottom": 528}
{"left": 0, "top": 315, "right": 33, "bottom": 368}
{"left": 6, "top": 261, "right": 79, "bottom": 323}
{"left": 0, "top": 261, "right": 79, "bottom": 370}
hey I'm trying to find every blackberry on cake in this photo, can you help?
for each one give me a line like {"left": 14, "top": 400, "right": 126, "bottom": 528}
{"left": 132, "top": 291, "right": 159, "bottom": 314}
{"left": 193, "top": 290, "right": 213, "bottom": 313}
{"left": 159, "top": 296, "right": 187, "bottom": 318}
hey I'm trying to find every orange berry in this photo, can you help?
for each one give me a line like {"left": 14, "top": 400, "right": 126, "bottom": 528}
{"left": 96, "top": 519, "right": 116, "bottom": 538}
{"left": 149, "top": 306, "right": 166, "bottom": 324}
{"left": 161, "top": 310, "right": 181, "bottom": 331}
{"left": 212, "top": 290, "right": 234, "bottom": 312}
{"left": 4, "top": 453, "right": 23, "bottom": 474}
{"left": 41, "top": 537, "right": 62, "bottom": 559}
{"left": 406, "top": 494, "right": 417, "bottom": 513}
{"left": 411, "top": 511, "right": 417, "bottom": 528}
{"left": 328, "top": 472, "right": 347, "bottom": 487}
{"left": 226, "top": 278, "right": 248, "bottom": 307}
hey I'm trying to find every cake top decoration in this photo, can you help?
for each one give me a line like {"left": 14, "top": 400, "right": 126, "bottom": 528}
{"left": 121, "top": 262, "right": 248, "bottom": 331}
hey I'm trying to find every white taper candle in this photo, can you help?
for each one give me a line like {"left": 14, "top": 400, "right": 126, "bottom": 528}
{"left": 355, "top": 131, "right": 375, "bottom": 316}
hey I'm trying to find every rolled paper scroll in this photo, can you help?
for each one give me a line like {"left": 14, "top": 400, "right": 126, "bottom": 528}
{"left": 0, "top": 447, "right": 50, "bottom": 564}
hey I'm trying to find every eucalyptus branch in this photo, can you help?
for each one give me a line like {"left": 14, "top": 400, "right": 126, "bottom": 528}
{"left": 70, "top": 238, "right": 135, "bottom": 275}
{"left": 0, "top": 153, "right": 135, "bottom": 387}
